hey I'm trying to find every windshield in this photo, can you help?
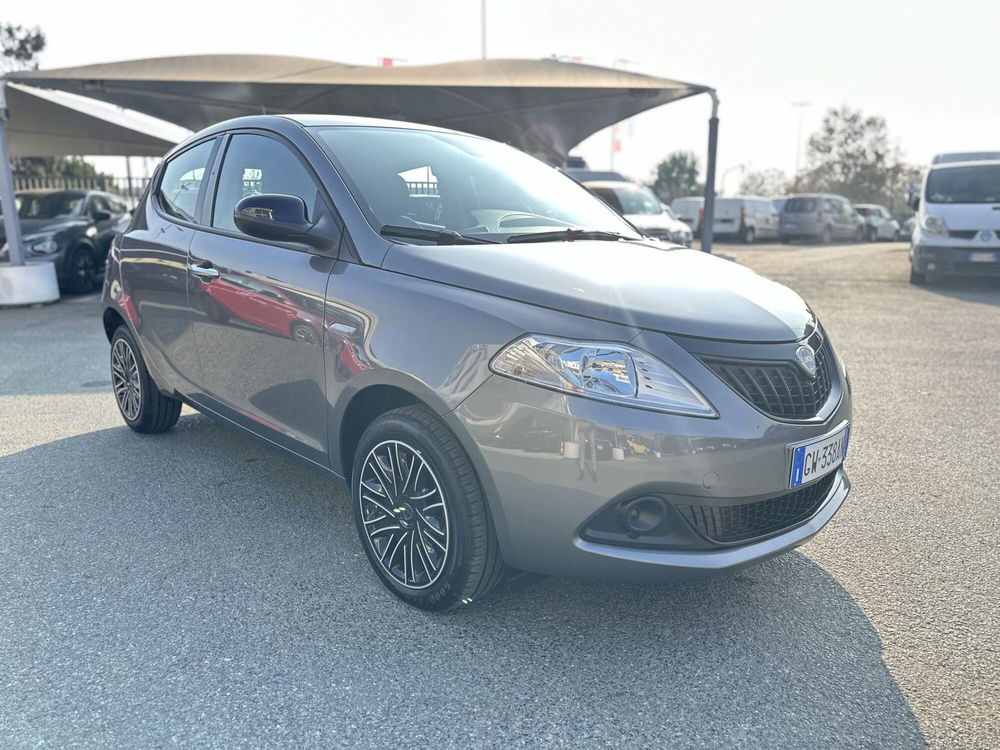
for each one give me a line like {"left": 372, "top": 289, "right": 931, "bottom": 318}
{"left": 784, "top": 197, "right": 817, "bottom": 213}
{"left": 312, "top": 127, "right": 640, "bottom": 243}
{"left": 15, "top": 192, "right": 85, "bottom": 219}
{"left": 590, "top": 184, "right": 663, "bottom": 215}
{"left": 926, "top": 165, "right": 1000, "bottom": 204}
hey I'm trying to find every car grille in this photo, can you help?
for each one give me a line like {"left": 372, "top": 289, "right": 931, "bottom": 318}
{"left": 700, "top": 342, "right": 833, "bottom": 420}
{"left": 948, "top": 230, "right": 979, "bottom": 240}
{"left": 676, "top": 473, "right": 836, "bottom": 544}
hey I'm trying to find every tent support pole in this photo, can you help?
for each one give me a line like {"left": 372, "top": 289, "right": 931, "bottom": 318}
{"left": 0, "top": 81, "right": 26, "bottom": 266}
{"left": 700, "top": 90, "right": 719, "bottom": 254}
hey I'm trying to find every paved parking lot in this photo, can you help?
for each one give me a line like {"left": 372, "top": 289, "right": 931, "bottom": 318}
{"left": 1, "top": 241, "right": 997, "bottom": 748}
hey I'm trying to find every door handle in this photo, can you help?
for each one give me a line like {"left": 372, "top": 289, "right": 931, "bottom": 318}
{"left": 189, "top": 261, "right": 220, "bottom": 280}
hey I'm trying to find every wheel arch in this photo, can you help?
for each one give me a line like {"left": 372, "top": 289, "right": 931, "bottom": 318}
{"left": 102, "top": 305, "right": 127, "bottom": 342}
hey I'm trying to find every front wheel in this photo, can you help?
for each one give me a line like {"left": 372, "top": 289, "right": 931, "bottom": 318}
{"left": 867, "top": 226, "right": 878, "bottom": 243}
{"left": 741, "top": 226, "right": 756, "bottom": 244}
{"left": 352, "top": 406, "right": 505, "bottom": 610}
{"left": 110, "top": 325, "right": 182, "bottom": 433}
{"left": 66, "top": 245, "right": 98, "bottom": 294}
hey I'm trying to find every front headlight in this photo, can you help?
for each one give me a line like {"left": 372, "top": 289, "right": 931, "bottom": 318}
{"left": 490, "top": 335, "right": 717, "bottom": 417}
{"left": 921, "top": 215, "right": 948, "bottom": 237}
{"left": 23, "top": 233, "right": 60, "bottom": 255}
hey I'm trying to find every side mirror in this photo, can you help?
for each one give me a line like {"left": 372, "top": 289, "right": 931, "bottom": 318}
{"left": 93, "top": 210, "right": 112, "bottom": 221}
{"left": 234, "top": 194, "right": 314, "bottom": 244}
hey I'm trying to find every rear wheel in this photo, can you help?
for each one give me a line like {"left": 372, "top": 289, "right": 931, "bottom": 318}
{"left": 66, "top": 245, "right": 98, "bottom": 294}
{"left": 110, "top": 325, "right": 182, "bottom": 433}
{"left": 352, "top": 405, "right": 505, "bottom": 610}
{"left": 867, "top": 226, "right": 878, "bottom": 242}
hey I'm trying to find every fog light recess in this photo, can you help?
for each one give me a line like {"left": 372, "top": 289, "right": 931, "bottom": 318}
{"left": 617, "top": 496, "right": 666, "bottom": 537}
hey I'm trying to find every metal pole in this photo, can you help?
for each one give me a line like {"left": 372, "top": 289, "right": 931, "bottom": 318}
{"left": 700, "top": 90, "right": 719, "bottom": 254}
{"left": 0, "top": 81, "right": 26, "bottom": 266}
{"left": 792, "top": 101, "right": 811, "bottom": 187}
{"left": 481, "top": 0, "right": 487, "bottom": 59}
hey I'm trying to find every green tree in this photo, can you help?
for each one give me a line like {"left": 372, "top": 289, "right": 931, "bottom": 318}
{"left": 649, "top": 151, "right": 702, "bottom": 201}
{"left": 1, "top": 22, "right": 45, "bottom": 73}
{"left": 796, "top": 105, "right": 911, "bottom": 208}
{"left": 739, "top": 168, "right": 789, "bottom": 197}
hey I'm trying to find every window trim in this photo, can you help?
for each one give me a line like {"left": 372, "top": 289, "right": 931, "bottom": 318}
{"left": 198, "top": 128, "right": 344, "bottom": 257}
{"left": 151, "top": 135, "right": 223, "bottom": 228}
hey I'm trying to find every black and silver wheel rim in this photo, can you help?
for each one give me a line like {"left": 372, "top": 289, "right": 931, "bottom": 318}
{"left": 292, "top": 324, "right": 318, "bottom": 346}
{"left": 358, "top": 440, "right": 450, "bottom": 590}
{"left": 111, "top": 338, "right": 141, "bottom": 421}
{"left": 75, "top": 251, "right": 95, "bottom": 287}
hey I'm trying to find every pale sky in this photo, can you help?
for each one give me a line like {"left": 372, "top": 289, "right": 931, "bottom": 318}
{"left": 8, "top": 0, "right": 999, "bottom": 186}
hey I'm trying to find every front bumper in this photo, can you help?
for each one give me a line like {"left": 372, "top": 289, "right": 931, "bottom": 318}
{"left": 911, "top": 243, "right": 1000, "bottom": 277}
{"left": 453, "top": 333, "right": 852, "bottom": 581}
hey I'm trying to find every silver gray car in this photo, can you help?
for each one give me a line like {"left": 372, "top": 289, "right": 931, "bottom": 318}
{"left": 102, "top": 115, "right": 852, "bottom": 610}
{"left": 779, "top": 193, "right": 866, "bottom": 243}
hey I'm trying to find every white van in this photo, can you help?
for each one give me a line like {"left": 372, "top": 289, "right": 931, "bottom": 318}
{"left": 670, "top": 196, "right": 704, "bottom": 234}
{"left": 909, "top": 159, "right": 1000, "bottom": 284}
{"left": 711, "top": 196, "right": 780, "bottom": 243}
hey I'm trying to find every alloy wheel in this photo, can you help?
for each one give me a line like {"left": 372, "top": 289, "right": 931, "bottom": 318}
{"left": 358, "top": 439, "right": 450, "bottom": 590}
{"left": 75, "top": 250, "right": 95, "bottom": 290}
{"left": 111, "top": 338, "right": 142, "bottom": 421}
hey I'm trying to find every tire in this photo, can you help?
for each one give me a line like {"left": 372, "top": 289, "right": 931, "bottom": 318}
{"left": 893, "top": 229, "right": 902, "bottom": 242}
{"left": 867, "top": 226, "right": 878, "bottom": 243}
{"left": 741, "top": 226, "right": 756, "bottom": 244}
{"left": 352, "top": 405, "right": 505, "bottom": 610}
{"left": 855, "top": 226, "right": 866, "bottom": 243}
{"left": 819, "top": 226, "right": 833, "bottom": 244}
{"left": 66, "top": 245, "right": 98, "bottom": 294}
{"left": 110, "top": 325, "right": 182, "bottom": 434}
{"left": 909, "top": 267, "right": 927, "bottom": 285}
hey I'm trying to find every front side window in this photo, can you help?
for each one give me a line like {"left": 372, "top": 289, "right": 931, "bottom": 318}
{"left": 926, "top": 165, "right": 1000, "bottom": 204}
{"left": 212, "top": 134, "right": 320, "bottom": 233}
{"left": 157, "top": 139, "right": 216, "bottom": 222}
{"left": 16, "top": 191, "right": 85, "bottom": 219}
{"left": 312, "top": 126, "right": 639, "bottom": 243}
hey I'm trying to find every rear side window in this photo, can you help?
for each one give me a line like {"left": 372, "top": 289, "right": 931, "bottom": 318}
{"left": 212, "top": 134, "right": 320, "bottom": 233}
{"left": 784, "top": 198, "right": 817, "bottom": 213}
{"left": 157, "top": 140, "right": 216, "bottom": 222}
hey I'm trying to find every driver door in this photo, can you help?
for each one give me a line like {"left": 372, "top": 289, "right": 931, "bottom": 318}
{"left": 187, "top": 131, "right": 343, "bottom": 465}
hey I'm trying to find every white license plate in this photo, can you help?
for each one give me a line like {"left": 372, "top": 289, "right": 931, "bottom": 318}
{"left": 788, "top": 423, "right": 850, "bottom": 489}
{"left": 968, "top": 252, "right": 997, "bottom": 263}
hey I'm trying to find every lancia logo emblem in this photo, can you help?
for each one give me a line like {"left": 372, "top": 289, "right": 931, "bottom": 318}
{"left": 795, "top": 345, "right": 817, "bottom": 377}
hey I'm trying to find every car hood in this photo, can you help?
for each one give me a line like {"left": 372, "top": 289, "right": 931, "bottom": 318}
{"left": 924, "top": 203, "right": 1000, "bottom": 230}
{"left": 383, "top": 241, "right": 815, "bottom": 342}
{"left": 0, "top": 217, "right": 86, "bottom": 242}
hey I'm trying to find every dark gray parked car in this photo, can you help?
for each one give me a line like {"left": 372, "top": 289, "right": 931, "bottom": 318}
{"left": 102, "top": 115, "right": 852, "bottom": 610}
{"left": 0, "top": 189, "right": 129, "bottom": 293}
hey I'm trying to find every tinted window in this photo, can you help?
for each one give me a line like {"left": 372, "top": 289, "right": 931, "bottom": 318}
{"left": 88, "top": 195, "right": 112, "bottom": 215}
{"left": 16, "top": 191, "right": 85, "bottom": 219}
{"left": 157, "top": 140, "right": 215, "bottom": 222}
{"left": 926, "top": 164, "right": 1000, "bottom": 204}
{"left": 855, "top": 207, "right": 872, "bottom": 216}
{"left": 588, "top": 187, "right": 624, "bottom": 214}
{"left": 212, "top": 134, "right": 320, "bottom": 232}
{"left": 784, "top": 197, "right": 817, "bottom": 213}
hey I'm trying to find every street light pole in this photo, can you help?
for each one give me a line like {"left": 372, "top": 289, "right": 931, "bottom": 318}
{"left": 481, "top": 0, "right": 487, "bottom": 60}
{"left": 700, "top": 90, "right": 720, "bottom": 254}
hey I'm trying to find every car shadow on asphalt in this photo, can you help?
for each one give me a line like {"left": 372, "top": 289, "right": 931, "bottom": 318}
{"left": 0, "top": 413, "right": 926, "bottom": 747}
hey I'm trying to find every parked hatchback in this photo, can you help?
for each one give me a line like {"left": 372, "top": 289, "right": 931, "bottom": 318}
{"left": 0, "top": 189, "right": 129, "bottom": 293}
{"left": 779, "top": 193, "right": 865, "bottom": 243}
{"left": 103, "top": 115, "right": 852, "bottom": 610}
{"left": 583, "top": 180, "right": 693, "bottom": 245}
{"left": 853, "top": 204, "right": 901, "bottom": 242}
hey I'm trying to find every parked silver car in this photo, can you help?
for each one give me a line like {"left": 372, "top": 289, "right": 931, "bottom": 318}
{"left": 779, "top": 193, "right": 866, "bottom": 243}
{"left": 853, "top": 204, "right": 901, "bottom": 242}
{"left": 583, "top": 180, "right": 693, "bottom": 245}
{"left": 102, "top": 115, "right": 852, "bottom": 610}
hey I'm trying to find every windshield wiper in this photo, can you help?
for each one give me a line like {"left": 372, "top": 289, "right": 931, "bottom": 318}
{"left": 505, "top": 228, "right": 628, "bottom": 244}
{"left": 380, "top": 225, "right": 498, "bottom": 245}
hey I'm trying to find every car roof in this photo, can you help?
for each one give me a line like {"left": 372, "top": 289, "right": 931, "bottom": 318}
{"left": 928, "top": 158, "right": 1000, "bottom": 170}
{"left": 582, "top": 180, "right": 649, "bottom": 190}
{"left": 853, "top": 203, "right": 883, "bottom": 208}
{"left": 15, "top": 188, "right": 88, "bottom": 196}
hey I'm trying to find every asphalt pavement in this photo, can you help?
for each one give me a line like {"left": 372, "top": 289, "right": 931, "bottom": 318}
{"left": 1, "top": 241, "right": 997, "bottom": 748}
